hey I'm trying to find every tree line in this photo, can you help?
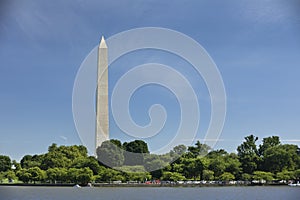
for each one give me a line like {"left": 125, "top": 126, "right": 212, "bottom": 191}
{"left": 0, "top": 135, "right": 299, "bottom": 185}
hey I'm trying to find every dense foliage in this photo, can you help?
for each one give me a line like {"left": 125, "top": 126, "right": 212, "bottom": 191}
{"left": 0, "top": 135, "right": 299, "bottom": 185}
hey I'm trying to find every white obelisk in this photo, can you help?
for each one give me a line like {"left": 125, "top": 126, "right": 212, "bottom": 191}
{"left": 96, "top": 36, "right": 109, "bottom": 154}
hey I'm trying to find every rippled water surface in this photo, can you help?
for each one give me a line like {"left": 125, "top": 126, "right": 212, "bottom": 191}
{"left": 0, "top": 186, "right": 299, "bottom": 200}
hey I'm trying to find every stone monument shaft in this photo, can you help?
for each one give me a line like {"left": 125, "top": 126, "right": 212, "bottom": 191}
{"left": 96, "top": 36, "right": 109, "bottom": 154}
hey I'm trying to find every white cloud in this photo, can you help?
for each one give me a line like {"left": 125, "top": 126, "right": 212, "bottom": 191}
{"left": 59, "top": 135, "right": 68, "bottom": 141}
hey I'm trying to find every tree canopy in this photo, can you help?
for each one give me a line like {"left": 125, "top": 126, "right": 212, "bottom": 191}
{"left": 0, "top": 155, "right": 11, "bottom": 172}
{"left": 1, "top": 135, "right": 299, "bottom": 185}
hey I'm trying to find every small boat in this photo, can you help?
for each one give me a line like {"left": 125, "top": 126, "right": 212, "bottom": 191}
{"left": 288, "top": 181, "right": 300, "bottom": 187}
{"left": 73, "top": 184, "right": 81, "bottom": 188}
{"left": 87, "top": 183, "right": 93, "bottom": 187}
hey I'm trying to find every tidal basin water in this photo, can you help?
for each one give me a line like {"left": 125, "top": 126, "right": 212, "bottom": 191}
{"left": 0, "top": 186, "right": 299, "bottom": 200}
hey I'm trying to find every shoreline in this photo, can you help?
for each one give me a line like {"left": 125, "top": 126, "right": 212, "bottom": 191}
{"left": 0, "top": 183, "right": 289, "bottom": 187}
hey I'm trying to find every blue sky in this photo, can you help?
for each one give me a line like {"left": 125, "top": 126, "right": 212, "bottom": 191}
{"left": 1, "top": 0, "right": 300, "bottom": 160}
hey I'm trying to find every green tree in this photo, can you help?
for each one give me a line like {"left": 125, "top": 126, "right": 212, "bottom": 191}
{"left": 84, "top": 156, "right": 102, "bottom": 175}
{"left": 206, "top": 149, "right": 228, "bottom": 158}
{"left": 199, "top": 157, "right": 210, "bottom": 170}
{"left": 219, "top": 172, "right": 235, "bottom": 181}
{"left": 224, "top": 153, "right": 242, "bottom": 179}
{"left": 262, "top": 144, "right": 300, "bottom": 173}
{"left": 208, "top": 157, "right": 226, "bottom": 179}
{"left": 172, "top": 163, "right": 184, "bottom": 174}
{"left": 123, "top": 140, "right": 149, "bottom": 165}
{"left": 276, "top": 171, "right": 294, "bottom": 181}
{"left": 97, "top": 140, "right": 124, "bottom": 167}
{"left": 126, "top": 172, "right": 151, "bottom": 182}
{"left": 0, "top": 172, "right": 5, "bottom": 183}
{"left": 77, "top": 167, "right": 94, "bottom": 185}
{"left": 41, "top": 151, "right": 71, "bottom": 170}
{"left": 0, "top": 155, "right": 11, "bottom": 172}
{"left": 110, "top": 139, "right": 122, "bottom": 148}
{"left": 27, "top": 167, "right": 46, "bottom": 183}
{"left": 72, "top": 156, "right": 101, "bottom": 175}
{"left": 252, "top": 171, "right": 274, "bottom": 182}
{"left": 116, "top": 165, "right": 146, "bottom": 173}
{"left": 57, "top": 145, "right": 88, "bottom": 159}
{"left": 258, "top": 136, "right": 280, "bottom": 156}
{"left": 16, "top": 169, "right": 31, "bottom": 183}
{"left": 202, "top": 170, "right": 214, "bottom": 180}
{"left": 170, "top": 145, "right": 187, "bottom": 158}
{"left": 20, "top": 155, "right": 33, "bottom": 168}
{"left": 20, "top": 155, "right": 43, "bottom": 169}
{"left": 1, "top": 136, "right": 298, "bottom": 185}
{"left": 5, "top": 170, "right": 17, "bottom": 182}
{"left": 241, "top": 173, "right": 252, "bottom": 181}
{"left": 237, "top": 135, "right": 260, "bottom": 174}
{"left": 294, "top": 169, "right": 300, "bottom": 180}
{"left": 144, "top": 154, "right": 168, "bottom": 173}
{"left": 123, "top": 140, "right": 149, "bottom": 153}
{"left": 67, "top": 168, "right": 80, "bottom": 183}
{"left": 67, "top": 167, "right": 94, "bottom": 184}
{"left": 161, "top": 172, "right": 185, "bottom": 181}
{"left": 181, "top": 157, "right": 203, "bottom": 180}
{"left": 48, "top": 143, "right": 58, "bottom": 152}
{"left": 47, "top": 168, "right": 59, "bottom": 183}
{"left": 12, "top": 160, "right": 21, "bottom": 171}
{"left": 97, "top": 168, "right": 125, "bottom": 182}
{"left": 42, "top": 144, "right": 88, "bottom": 170}
{"left": 188, "top": 141, "right": 211, "bottom": 157}
{"left": 46, "top": 168, "right": 67, "bottom": 183}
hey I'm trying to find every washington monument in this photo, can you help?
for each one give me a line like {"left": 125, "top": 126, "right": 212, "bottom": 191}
{"left": 96, "top": 36, "right": 109, "bottom": 154}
